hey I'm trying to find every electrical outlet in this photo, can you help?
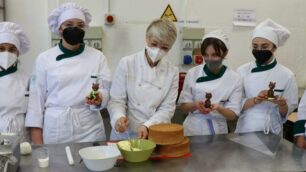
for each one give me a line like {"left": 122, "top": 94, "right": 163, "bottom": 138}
{"left": 183, "top": 40, "right": 193, "bottom": 50}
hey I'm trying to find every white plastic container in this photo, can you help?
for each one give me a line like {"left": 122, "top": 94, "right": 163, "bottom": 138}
{"left": 79, "top": 145, "right": 121, "bottom": 171}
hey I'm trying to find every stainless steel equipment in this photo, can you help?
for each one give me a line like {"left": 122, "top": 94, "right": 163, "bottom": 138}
{"left": 0, "top": 134, "right": 20, "bottom": 172}
{"left": 18, "top": 132, "right": 306, "bottom": 172}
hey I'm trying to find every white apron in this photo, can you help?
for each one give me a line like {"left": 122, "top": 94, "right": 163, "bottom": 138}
{"left": 43, "top": 106, "right": 105, "bottom": 144}
{"left": 26, "top": 45, "right": 111, "bottom": 143}
{"left": 179, "top": 65, "right": 242, "bottom": 136}
{"left": 235, "top": 60, "right": 298, "bottom": 135}
{"left": 183, "top": 81, "right": 229, "bottom": 136}
{"left": 0, "top": 69, "right": 29, "bottom": 141}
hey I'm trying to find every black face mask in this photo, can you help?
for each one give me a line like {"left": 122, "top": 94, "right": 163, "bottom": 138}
{"left": 62, "top": 27, "right": 85, "bottom": 45}
{"left": 252, "top": 49, "right": 273, "bottom": 65}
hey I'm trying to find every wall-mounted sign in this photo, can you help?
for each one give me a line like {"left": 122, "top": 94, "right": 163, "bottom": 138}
{"left": 161, "top": 4, "right": 177, "bottom": 22}
{"left": 233, "top": 9, "right": 256, "bottom": 27}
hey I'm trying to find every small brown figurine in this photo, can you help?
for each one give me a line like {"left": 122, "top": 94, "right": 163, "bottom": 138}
{"left": 267, "top": 81, "right": 276, "bottom": 100}
{"left": 87, "top": 83, "right": 102, "bottom": 104}
{"left": 204, "top": 92, "right": 212, "bottom": 108}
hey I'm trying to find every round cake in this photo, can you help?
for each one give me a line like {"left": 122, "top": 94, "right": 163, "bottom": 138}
{"left": 157, "top": 137, "right": 190, "bottom": 157}
{"left": 148, "top": 123, "right": 184, "bottom": 145}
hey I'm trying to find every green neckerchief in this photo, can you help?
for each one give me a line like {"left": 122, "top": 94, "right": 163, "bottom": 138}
{"left": 196, "top": 64, "right": 227, "bottom": 83}
{"left": 251, "top": 59, "right": 277, "bottom": 73}
{"left": 56, "top": 40, "right": 85, "bottom": 61}
{"left": 293, "top": 120, "right": 306, "bottom": 135}
{"left": 0, "top": 64, "right": 17, "bottom": 77}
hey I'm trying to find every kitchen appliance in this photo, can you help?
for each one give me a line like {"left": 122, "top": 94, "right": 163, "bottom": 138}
{"left": 0, "top": 133, "right": 20, "bottom": 172}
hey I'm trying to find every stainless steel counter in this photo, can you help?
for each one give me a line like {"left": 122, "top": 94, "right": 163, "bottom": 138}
{"left": 19, "top": 132, "right": 306, "bottom": 172}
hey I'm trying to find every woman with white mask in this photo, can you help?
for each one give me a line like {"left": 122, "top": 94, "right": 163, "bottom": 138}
{"left": 178, "top": 30, "right": 242, "bottom": 135}
{"left": 0, "top": 22, "right": 30, "bottom": 141}
{"left": 25, "top": 3, "right": 111, "bottom": 144}
{"left": 108, "top": 18, "right": 178, "bottom": 140}
{"left": 235, "top": 19, "right": 298, "bottom": 135}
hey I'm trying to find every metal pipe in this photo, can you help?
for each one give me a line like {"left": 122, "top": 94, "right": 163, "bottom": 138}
{"left": 107, "top": 0, "right": 111, "bottom": 14}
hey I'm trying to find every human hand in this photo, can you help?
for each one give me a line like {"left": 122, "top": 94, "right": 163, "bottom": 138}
{"left": 195, "top": 101, "right": 211, "bottom": 114}
{"left": 138, "top": 125, "right": 148, "bottom": 139}
{"left": 86, "top": 92, "right": 103, "bottom": 106}
{"left": 115, "top": 116, "right": 129, "bottom": 133}
{"left": 254, "top": 90, "right": 269, "bottom": 104}
{"left": 269, "top": 96, "right": 287, "bottom": 107}
{"left": 211, "top": 103, "right": 220, "bottom": 111}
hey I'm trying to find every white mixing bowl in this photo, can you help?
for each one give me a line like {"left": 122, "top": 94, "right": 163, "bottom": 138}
{"left": 79, "top": 145, "right": 121, "bottom": 171}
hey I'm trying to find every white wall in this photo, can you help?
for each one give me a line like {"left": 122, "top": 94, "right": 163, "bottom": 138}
{"left": 6, "top": 0, "right": 306, "bottom": 90}
{"left": 6, "top": 0, "right": 49, "bottom": 76}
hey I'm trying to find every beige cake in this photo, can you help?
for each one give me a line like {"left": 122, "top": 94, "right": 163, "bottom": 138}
{"left": 157, "top": 137, "right": 190, "bottom": 157}
{"left": 148, "top": 123, "right": 184, "bottom": 145}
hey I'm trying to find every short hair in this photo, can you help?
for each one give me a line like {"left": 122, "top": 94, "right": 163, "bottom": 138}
{"left": 146, "top": 18, "right": 177, "bottom": 46}
{"left": 201, "top": 38, "right": 228, "bottom": 58}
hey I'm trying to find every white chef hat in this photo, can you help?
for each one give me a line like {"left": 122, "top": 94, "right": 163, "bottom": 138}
{"left": 48, "top": 2, "right": 92, "bottom": 35}
{"left": 252, "top": 18, "right": 290, "bottom": 47}
{"left": 0, "top": 22, "right": 30, "bottom": 54}
{"left": 202, "top": 29, "right": 230, "bottom": 50}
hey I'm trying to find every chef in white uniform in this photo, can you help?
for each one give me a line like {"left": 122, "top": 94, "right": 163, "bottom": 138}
{"left": 235, "top": 19, "right": 298, "bottom": 135}
{"left": 293, "top": 91, "right": 306, "bottom": 149}
{"left": 0, "top": 22, "right": 30, "bottom": 141}
{"left": 178, "top": 30, "right": 242, "bottom": 136}
{"left": 25, "top": 3, "right": 111, "bottom": 144}
{"left": 108, "top": 18, "right": 178, "bottom": 140}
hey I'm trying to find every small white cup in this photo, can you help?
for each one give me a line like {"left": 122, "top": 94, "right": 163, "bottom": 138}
{"left": 36, "top": 147, "right": 49, "bottom": 168}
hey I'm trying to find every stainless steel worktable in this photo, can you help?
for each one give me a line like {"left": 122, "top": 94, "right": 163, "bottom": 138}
{"left": 19, "top": 132, "right": 306, "bottom": 172}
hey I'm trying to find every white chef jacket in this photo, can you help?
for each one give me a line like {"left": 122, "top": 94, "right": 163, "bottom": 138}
{"left": 235, "top": 59, "right": 298, "bottom": 135}
{"left": 294, "top": 90, "right": 306, "bottom": 136}
{"left": 0, "top": 67, "right": 29, "bottom": 140}
{"left": 25, "top": 44, "right": 111, "bottom": 144}
{"left": 178, "top": 64, "right": 242, "bottom": 136}
{"left": 107, "top": 49, "right": 178, "bottom": 140}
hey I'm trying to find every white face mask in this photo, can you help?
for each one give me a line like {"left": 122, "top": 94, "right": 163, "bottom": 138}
{"left": 146, "top": 45, "right": 167, "bottom": 63}
{"left": 0, "top": 52, "right": 18, "bottom": 70}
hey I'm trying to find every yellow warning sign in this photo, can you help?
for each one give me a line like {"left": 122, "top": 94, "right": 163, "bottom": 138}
{"left": 161, "top": 4, "right": 177, "bottom": 22}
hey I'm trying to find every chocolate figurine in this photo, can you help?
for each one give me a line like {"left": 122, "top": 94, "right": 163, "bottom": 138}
{"left": 267, "top": 81, "right": 276, "bottom": 100}
{"left": 204, "top": 92, "right": 212, "bottom": 108}
{"left": 87, "top": 83, "right": 102, "bottom": 104}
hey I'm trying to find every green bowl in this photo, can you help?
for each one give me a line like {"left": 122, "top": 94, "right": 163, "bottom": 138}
{"left": 117, "top": 139, "right": 156, "bottom": 163}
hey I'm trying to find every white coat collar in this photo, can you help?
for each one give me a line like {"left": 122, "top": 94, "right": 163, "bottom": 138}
{"left": 139, "top": 48, "right": 167, "bottom": 88}
{"left": 251, "top": 57, "right": 276, "bottom": 68}
{"left": 140, "top": 48, "right": 167, "bottom": 69}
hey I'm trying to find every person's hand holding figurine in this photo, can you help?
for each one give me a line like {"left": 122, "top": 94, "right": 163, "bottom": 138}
{"left": 254, "top": 81, "right": 278, "bottom": 104}
{"left": 266, "top": 81, "right": 287, "bottom": 107}
{"left": 86, "top": 83, "right": 103, "bottom": 106}
{"left": 267, "top": 81, "right": 276, "bottom": 100}
{"left": 196, "top": 92, "right": 214, "bottom": 114}
{"left": 204, "top": 92, "right": 212, "bottom": 109}
{"left": 254, "top": 81, "right": 287, "bottom": 107}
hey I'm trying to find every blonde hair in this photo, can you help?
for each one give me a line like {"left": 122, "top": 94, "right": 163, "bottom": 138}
{"left": 146, "top": 18, "right": 177, "bottom": 46}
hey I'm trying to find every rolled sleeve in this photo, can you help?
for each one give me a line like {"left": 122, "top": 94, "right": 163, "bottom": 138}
{"left": 283, "top": 76, "right": 298, "bottom": 117}
{"left": 25, "top": 56, "right": 47, "bottom": 128}
{"left": 275, "top": 75, "right": 298, "bottom": 124}
{"left": 107, "top": 59, "right": 128, "bottom": 129}
{"left": 294, "top": 91, "right": 306, "bottom": 136}
{"left": 224, "top": 77, "right": 243, "bottom": 116}
{"left": 294, "top": 120, "right": 306, "bottom": 136}
{"left": 177, "top": 70, "right": 194, "bottom": 104}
